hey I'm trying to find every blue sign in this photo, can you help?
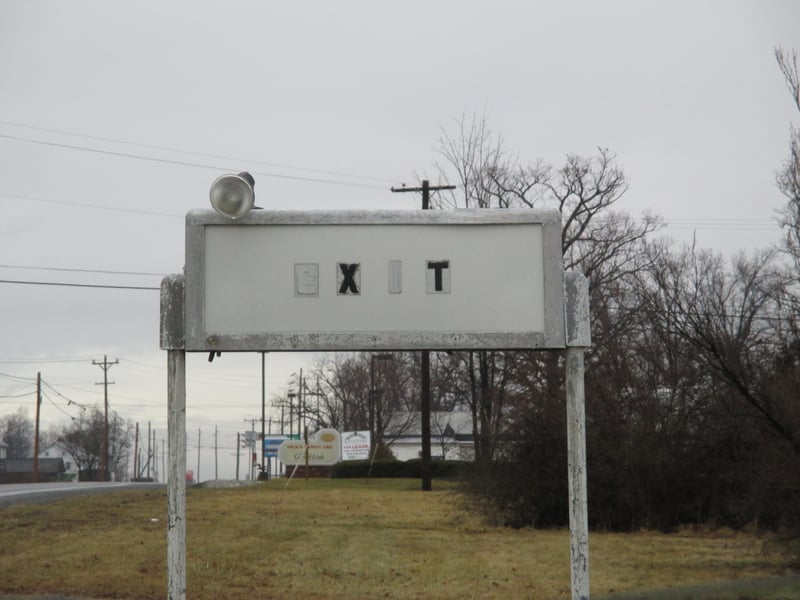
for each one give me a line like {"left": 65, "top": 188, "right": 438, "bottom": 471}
{"left": 263, "top": 435, "right": 299, "bottom": 457}
{"left": 263, "top": 437, "right": 285, "bottom": 458}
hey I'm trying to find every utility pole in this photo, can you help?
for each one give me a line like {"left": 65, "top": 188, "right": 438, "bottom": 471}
{"left": 152, "top": 427, "right": 157, "bottom": 481}
{"left": 243, "top": 418, "right": 258, "bottom": 479}
{"left": 33, "top": 372, "right": 41, "bottom": 483}
{"left": 134, "top": 422, "right": 140, "bottom": 479}
{"left": 196, "top": 428, "right": 201, "bottom": 483}
{"left": 214, "top": 425, "right": 219, "bottom": 480}
{"left": 93, "top": 355, "right": 118, "bottom": 481}
{"left": 261, "top": 352, "right": 266, "bottom": 479}
{"left": 250, "top": 419, "right": 256, "bottom": 480}
{"left": 267, "top": 417, "right": 273, "bottom": 478}
{"left": 147, "top": 421, "right": 152, "bottom": 479}
{"left": 288, "top": 393, "right": 296, "bottom": 438}
{"left": 391, "top": 180, "right": 455, "bottom": 492}
{"left": 369, "top": 353, "right": 393, "bottom": 459}
{"left": 298, "top": 368, "right": 304, "bottom": 436}
{"left": 236, "top": 432, "right": 241, "bottom": 480}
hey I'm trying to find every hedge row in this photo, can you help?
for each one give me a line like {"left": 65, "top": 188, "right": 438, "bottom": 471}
{"left": 331, "top": 459, "right": 471, "bottom": 479}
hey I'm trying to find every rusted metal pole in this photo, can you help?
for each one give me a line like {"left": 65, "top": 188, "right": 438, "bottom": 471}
{"left": 565, "top": 271, "right": 591, "bottom": 600}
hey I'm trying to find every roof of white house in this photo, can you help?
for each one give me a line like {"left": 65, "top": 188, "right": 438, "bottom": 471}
{"left": 386, "top": 410, "right": 474, "bottom": 438}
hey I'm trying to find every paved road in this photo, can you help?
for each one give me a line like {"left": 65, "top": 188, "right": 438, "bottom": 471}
{"left": 0, "top": 481, "right": 163, "bottom": 508}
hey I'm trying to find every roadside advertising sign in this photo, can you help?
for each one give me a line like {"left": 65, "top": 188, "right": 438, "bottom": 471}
{"left": 263, "top": 436, "right": 287, "bottom": 458}
{"left": 277, "top": 429, "right": 341, "bottom": 466}
{"left": 342, "top": 431, "right": 371, "bottom": 461}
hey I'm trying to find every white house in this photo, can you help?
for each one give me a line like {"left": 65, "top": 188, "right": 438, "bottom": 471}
{"left": 385, "top": 410, "right": 475, "bottom": 462}
{"left": 38, "top": 442, "right": 79, "bottom": 481}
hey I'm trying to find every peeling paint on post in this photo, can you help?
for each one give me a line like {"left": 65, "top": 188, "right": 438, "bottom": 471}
{"left": 167, "top": 350, "right": 186, "bottom": 600}
{"left": 160, "top": 274, "right": 185, "bottom": 351}
{"left": 565, "top": 271, "right": 591, "bottom": 600}
{"left": 161, "top": 275, "right": 186, "bottom": 600}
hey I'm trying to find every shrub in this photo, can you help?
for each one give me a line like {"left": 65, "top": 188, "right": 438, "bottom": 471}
{"left": 331, "top": 459, "right": 471, "bottom": 479}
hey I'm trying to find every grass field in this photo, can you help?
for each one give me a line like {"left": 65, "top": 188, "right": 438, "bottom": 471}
{"left": 0, "top": 479, "right": 797, "bottom": 599}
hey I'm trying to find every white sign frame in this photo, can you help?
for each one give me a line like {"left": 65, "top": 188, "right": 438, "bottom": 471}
{"left": 183, "top": 209, "right": 565, "bottom": 352}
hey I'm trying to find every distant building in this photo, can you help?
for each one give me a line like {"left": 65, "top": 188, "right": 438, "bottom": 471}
{"left": 38, "top": 442, "right": 79, "bottom": 481}
{"left": 0, "top": 457, "right": 66, "bottom": 483}
{"left": 386, "top": 410, "right": 475, "bottom": 461}
{"left": 0, "top": 441, "right": 7, "bottom": 465}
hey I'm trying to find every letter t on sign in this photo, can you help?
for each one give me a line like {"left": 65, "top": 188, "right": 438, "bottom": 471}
{"left": 426, "top": 260, "right": 450, "bottom": 293}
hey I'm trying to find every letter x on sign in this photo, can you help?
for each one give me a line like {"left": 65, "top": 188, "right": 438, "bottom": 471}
{"left": 337, "top": 263, "right": 361, "bottom": 295}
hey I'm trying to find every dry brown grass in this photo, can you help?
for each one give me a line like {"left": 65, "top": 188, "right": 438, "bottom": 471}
{"left": 0, "top": 479, "right": 794, "bottom": 599}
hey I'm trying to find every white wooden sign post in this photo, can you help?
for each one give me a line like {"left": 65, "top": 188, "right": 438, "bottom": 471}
{"left": 565, "top": 271, "right": 591, "bottom": 600}
{"left": 160, "top": 274, "right": 186, "bottom": 600}
{"left": 160, "top": 208, "right": 591, "bottom": 600}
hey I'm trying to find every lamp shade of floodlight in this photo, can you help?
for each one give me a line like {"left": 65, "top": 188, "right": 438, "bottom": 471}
{"left": 209, "top": 172, "right": 256, "bottom": 219}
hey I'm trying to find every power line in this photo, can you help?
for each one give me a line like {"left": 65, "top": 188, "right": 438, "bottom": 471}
{"left": 0, "top": 132, "right": 388, "bottom": 190}
{"left": 0, "top": 390, "right": 35, "bottom": 398}
{"left": 0, "top": 119, "right": 399, "bottom": 185}
{"left": 0, "top": 279, "right": 159, "bottom": 290}
{"left": 41, "top": 378, "right": 91, "bottom": 410}
{"left": 0, "top": 357, "right": 94, "bottom": 364}
{"left": 0, "top": 264, "right": 166, "bottom": 277}
{"left": 1, "top": 192, "right": 779, "bottom": 231}
{"left": 590, "top": 215, "right": 778, "bottom": 232}
{"left": 663, "top": 222, "right": 778, "bottom": 232}
{"left": 41, "top": 390, "right": 78, "bottom": 420}
{"left": 0, "top": 372, "right": 37, "bottom": 382}
{"left": 0, "top": 192, "right": 183, "bottom": 217}
{"left": 24, "top": 382, "right": 155, "bottom": 407}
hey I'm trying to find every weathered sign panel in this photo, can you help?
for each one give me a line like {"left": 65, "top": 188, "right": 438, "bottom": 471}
{"left": 277, "top": 429, "right": 341, "bottom": 466}
{"left": 342, "top": 430, "right": 371, "bottom": 461}
{"left": 184, "top": 209, "right": 564, "bottom": 352}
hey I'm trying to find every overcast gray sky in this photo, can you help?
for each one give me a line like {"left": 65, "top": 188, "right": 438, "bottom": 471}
{"left": 1, "top": 1, "right": 798, "bottom": 480}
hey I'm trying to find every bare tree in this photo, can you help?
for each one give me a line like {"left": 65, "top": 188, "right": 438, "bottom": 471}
{"left": 776, "top": 47, "right": 800, "bottom": 273}
{"left": 433, "top": 112, "right": 511, "bottom": 209}
{"left": 0, "top": 408, "right": 34, "bottom": 458}
{"left": 312, "top": 353, "right": 369, "bottom": 432}
{"left": 59, "top": 408, "right": 132, "bottom": 480}
{"left": 637, "top": 242, "right": 800, "bottom": 454}
{"left": 432, "top": 113, "right": 661, "bottom": 467}
{"left": 309, "top": 352, "right": 418, "bottom": 455}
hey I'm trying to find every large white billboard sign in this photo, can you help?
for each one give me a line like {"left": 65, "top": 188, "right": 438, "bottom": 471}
{"left": 184, "top": 209, "right": 565, "bottom": 352}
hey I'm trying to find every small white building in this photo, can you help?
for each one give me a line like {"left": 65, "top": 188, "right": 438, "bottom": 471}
{"left": 38, "top": 442, "right": 79, "bottom": 481}
{"left": 386, "top": 411, "right": 475, "bottom": 462}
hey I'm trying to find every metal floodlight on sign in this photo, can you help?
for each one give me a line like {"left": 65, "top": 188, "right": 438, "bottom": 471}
{"left": 209, "top": 171, "right": 256, "bottom": 219}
